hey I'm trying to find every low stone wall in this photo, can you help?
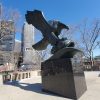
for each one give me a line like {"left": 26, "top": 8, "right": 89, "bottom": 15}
{"left": 31, "top": 70, "right": 41, "bottom": 77}
{"left": 12, "top": 70, "right": 41, "bottom": 81}
{"left": 2, "top": 70, "right": 41, "bottom": 82}
{"left": 0, "top": 74, "right": 3, "bottom": 85}
{"left": 14, "top": 71, "right": 31, "bottom": 81}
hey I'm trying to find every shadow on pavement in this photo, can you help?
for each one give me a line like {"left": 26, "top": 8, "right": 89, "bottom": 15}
{"left": 4, "top": 81, "right": 60, "bottom": 97}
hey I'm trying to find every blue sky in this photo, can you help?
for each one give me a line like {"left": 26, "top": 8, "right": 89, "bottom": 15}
{"left": 1, "top": 0, "right": 100, "bottom": 23}
{"left": 1, "top": 0, "right": 100, "bottom": 56}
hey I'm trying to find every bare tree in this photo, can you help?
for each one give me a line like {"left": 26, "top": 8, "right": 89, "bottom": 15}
{"left": 59, "top": 25, "right": 77, "bottom": 40}
{"left": 0, "top": 4, "right": 21, "bottom": 40}
{"left": 36, "top": 47, "right": 51, "bottom": 62}
{"left": 78, "top": 20, "right": 100, "bottom": 67}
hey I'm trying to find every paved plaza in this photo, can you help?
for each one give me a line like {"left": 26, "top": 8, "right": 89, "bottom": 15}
{"left": 0, "top": 71, "right": 100, "bottom": 100}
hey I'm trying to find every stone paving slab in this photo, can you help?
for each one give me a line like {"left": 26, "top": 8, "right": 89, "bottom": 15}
{"left": 0, "top": 71, "right": 100, "bottom": 100}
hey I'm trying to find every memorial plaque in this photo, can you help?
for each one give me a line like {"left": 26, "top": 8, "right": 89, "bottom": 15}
{"left": 41, "top": 57, "right": 87, "bottom": 99}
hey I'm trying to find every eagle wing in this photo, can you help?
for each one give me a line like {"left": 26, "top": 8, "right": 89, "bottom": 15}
{"left": 25, "top": 10, "right": 54, "bottom": 36}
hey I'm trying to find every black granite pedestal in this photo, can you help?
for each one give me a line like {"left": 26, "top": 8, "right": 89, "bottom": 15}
{"left": 41, "top": 58, "right": 87, "bottom": 100}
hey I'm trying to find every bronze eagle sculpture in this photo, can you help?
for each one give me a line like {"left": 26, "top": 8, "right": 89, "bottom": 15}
{"left": 25, "top": 10, "right": 74, "bottom": 54}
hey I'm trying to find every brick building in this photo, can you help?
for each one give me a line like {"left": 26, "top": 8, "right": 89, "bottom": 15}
{"left": 83, "top": 56, "right": 100, "bottom": 71}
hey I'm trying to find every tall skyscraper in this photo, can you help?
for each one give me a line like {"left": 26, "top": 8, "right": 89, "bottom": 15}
{"left": 0, "top": 20, "right": 15, "bottom": 51}
{"left": 0, "top": 20, "right": 15, "bottom": 65}
{"left": 22, "top": 22, "right": 36, "bottom": 66}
